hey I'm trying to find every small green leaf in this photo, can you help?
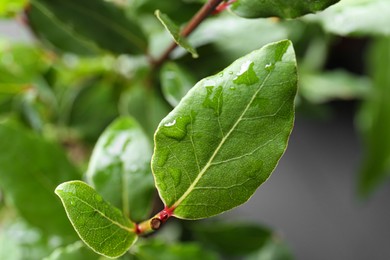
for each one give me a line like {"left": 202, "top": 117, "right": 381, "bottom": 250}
{"left": 299, "top": 70, "right": 371, "bottom": 103}
{"left": 160, "top": 62, "right": 196, "bottom": 107}
{"left": 28, "top": 0, "right": 148, "bottom": 55}
{"left": 133, "top": 240, "right": 218, "bottom": 260}
{"left": 155, "top": 10, "right": 198, "bottom": 58}
{"left": 191, "top": 222, "right": 272, "bottom": 256}
{"left": 86, "top": 116, "right": 155, "bottom": 222}
{"left": 305, "top": 0, "right": 390, "bottom": 36}
{"left": 231, "top": 0, "right": 339, "bottom": 19}
{"left": 358, "top": 37, "right": 390, "bottom": 196}
{"left": 44, "top": 241, "right": 98, "bottom": 260}
{"left": 152, "top": 40, "right": 297, "bottom": 219}
{"left": 55, "top": 181, "right": 137, "bottom": 258}
{"left": 0, "top": 121, "right": 80, "bottom": 238}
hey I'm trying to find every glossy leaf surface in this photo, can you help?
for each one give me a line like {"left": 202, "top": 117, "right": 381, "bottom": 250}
{"left": 192, "top": 222, "right": 272, "bottom": 256}
{"left": 305, "top": 0, "right": 390, "bottom": 36}
{"left": 160, "top": 62, "right": 195, "bottom": 107}
{"left": 155, "top": 10, "right": 198, "bottom": 58}
{"left": 152, "top": 40, "right": 297, "bottom": 219}
{"left": 28, "top": 0, "right": 147, "bottom": 55}
{"left": 231, "top": 0, "right": 339, "bottom": 19}
{"left": 0, "top": 121, "right": 80, "bottom": 238}
{"left": 358, "top": 37, "right": 390, "bottom": 196}
{"left": 86, "top": 117, "right": 155, "bottom": 222}
{"left": 55, "top": 181, "right": 137, "bottom": 258}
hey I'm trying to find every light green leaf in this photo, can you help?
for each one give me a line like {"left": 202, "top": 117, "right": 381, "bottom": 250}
{"left": 44, "top": 241, "right": 98, "bottom": 260}
{"left": 299, "top": 70, "right": 371, "bottom": 103}
{"left": 191, "top": 222, "right": 272, "bottom": 256}
{"left": 152, "top": 40, "right": 297, "bottom": 219}
{"left": 358, "top": 37, "right": 390, "bottom": 196}
{"left": 305, "top": 0, "right": 390, "bottom": 36}
{"left": 0, "top": 0, "right": 27, "bottom": 17}
{"left": 86, "top": 116, "right": 155, "bottom": 222}
{"left": 160, "top": 62, "right": 196, "bottom": 107}
{"left": 28, "top": 0, "right": 147, "bottom": 55}
{"left": 231, "top": 0, "right": 339, "bottom": 19}
{"left": 155, "top": 10, "right": 198, "bottom": 58}
{"left": 133, "top": 240, "right": 218, "bottom": 260}
{"left": 55, "top": 181, "right": 137, "bottom": 258}
{"left": 0, "top": 121, "right": 80, "bottom": 239}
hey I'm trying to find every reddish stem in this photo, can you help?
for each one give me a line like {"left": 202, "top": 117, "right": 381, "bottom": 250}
{"left": 152, "top": 0, "right": 224, "bottom": 68}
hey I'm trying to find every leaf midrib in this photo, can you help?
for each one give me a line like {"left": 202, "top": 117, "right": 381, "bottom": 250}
{"left": 171, "top": 72, "right": 272, "bottom": 209}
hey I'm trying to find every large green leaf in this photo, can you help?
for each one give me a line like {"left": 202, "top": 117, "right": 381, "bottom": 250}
{"left": 0, "top": 121, "right": 80, "bottom": 238}
{"left": 358, "top": 37, "right": 390, "bottom": 196}
{"left": 55, "top": 181, "right": 137, "bottom": 258}
{"left": 305, "top": 0, "right": 390, "bottom": 36}
{"left": 152, "top": 40, "right": 297, "bottom": 219}
{"left": 231, "top": 0, "right": 339, "bottom": 19}
{"left": 86, "top": 116, "right": 155, "bottom": 222}
{"left": 191, "top": 222, "right": 272, "bottom": 256}
{"left": 28, "top": 0, "right": 147, "bottom": 55}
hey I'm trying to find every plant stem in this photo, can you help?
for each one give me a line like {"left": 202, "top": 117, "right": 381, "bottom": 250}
{"left": 135, "top": 206, "right": 174, "bottom": 235}
{"left": 152, "top": 0, "right": 224, "bottom": 68}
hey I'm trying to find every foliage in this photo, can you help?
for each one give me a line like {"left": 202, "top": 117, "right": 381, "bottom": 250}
{"left": 0, "top": 0, "right": 390, "bottom": 259}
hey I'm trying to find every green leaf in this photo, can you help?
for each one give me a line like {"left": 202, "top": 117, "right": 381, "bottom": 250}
{"left": 299, "top": 70, "right": 371, "bottom": 104}
{"left": 0, "top": 121, "right": 80, "bottom": 239}
{"left": 245, "top": 238, "right": 294, "bottom": 260}
{"left": 191, "top": 222, "right": 272, "bottom": 256}
{"left": 133, "top": 240, "right": 218, "bottom": 260}
{"left": 231, "top": 0, "right": 339, "bottom": 19}
{"left": 152, "top": 40, "right": 297, "bottom": 219}
{"left": 0, "top": 0, "right": 27, "bottom": 17}
{"left": 86, "top": 116, "right": 155, "bottom": 222}
{"left": 55, "top": 181, "right": 137, "bottom": 258}
{"left": 44, "top": 241, "right": 98, "bottom": 260}
{"left": 358, "top": 37, "right": 390, "bottom": 196}
{"left": 160, "top": 62, "right": 196, "bottom": 107}
{"left": 305, "top": 0, "right": 390, "bottom": 36}
{"left": 28, "top": 0, "right": 147, "bottom": 55}
{"left": 155, "top": 10, "right": 198, "bottom": 58}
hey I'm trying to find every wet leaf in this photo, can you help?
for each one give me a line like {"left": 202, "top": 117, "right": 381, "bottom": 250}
{"left": 152, "top": 40, "right": 297, "bottom": 219}
{"left": 155, "top": 10, "right": 198, "bottom": 58}
{"left": 231, "top": 0, "right": 339, "bottom": 19}
{"left": 86, "top": 117, "right": 155, "bottom": 222}
{"left": 55, "top": 181, "right": 137, "bottom": 258}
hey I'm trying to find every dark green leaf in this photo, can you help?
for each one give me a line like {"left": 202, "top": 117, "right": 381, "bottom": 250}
{"left": 86, "top": 116, "right": 155, "bottom": 222}
{"left": 358, "top": 37, "right": 390, "bottom": 196}
{"left": 305, "top": 0, "right": 390, "bottom": 36}
{"left": 160, "top": 62, "right": 196, "bottom": 107}
{"left": 0, "top": 121, "right": 80, "bottom": 238}
{"left": 231, "top": 0, "right": 339, "bottom": 19}
{"left": 155, "top": 10, "right": 198, "bottom": 58}
{"left": 191, "top": 222, "right": 272, "bottom": 256}
{"left": 55, "top": 181, "right": 137, "bottom": 258}
{"left": 28, "top": 0, "right": 147, "bottom": 55}
{"left": 133, "top": 240, "right": 218, "bottom": 260}
{"left": 152, "top": 40, "right": 297, "bottom": 219}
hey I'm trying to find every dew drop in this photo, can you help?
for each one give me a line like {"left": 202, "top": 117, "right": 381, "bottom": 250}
{"left": 233, "top": 61, "right": 259, "bottom": 86}
{"left": 70, "top": 200, "right": 75, "bottom": 206}
{"left": 264, "top": 63, "right": 274, "bottom": 72}
{"left": 164, "top": 119, "right": 176, "bottom": 127}
{"left": 230, "top": 86, "right": 236, "bottom": 90}
{"left": 203, "top": 85, "right": 223, "bottom": 115}
{"left": 157, "top": 149, "right": 170, "bottom": 167}
{"left": 228, "top": 71, "right": 233, "bottom": 75}
{"left": 219, "top": 72, "right": 224, "bottom": 77}
{"left": 169, "top": 168, "right": 182, "bottom": 187}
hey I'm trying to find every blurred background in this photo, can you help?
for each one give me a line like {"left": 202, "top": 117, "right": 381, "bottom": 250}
{"left": 1, "top": 0, "right": 390, "bottom": 259}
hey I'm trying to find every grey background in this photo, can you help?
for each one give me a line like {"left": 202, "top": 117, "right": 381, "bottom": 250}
{"left": 2, "top": 21, "right": 390, "bottom": 260}
{"left": 227, "top": 111, "right": 390, "bottom": 260}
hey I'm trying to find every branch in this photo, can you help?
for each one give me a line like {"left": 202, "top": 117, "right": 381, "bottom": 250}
{"left": 152, "top": 0, "right": 224, "bottom": 68}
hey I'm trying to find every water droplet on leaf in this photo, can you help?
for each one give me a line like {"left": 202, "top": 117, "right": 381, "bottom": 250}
{"left": 170, "top": 168, "right": 182, "bottom": 186}
{"left": 233, "top": 61, "right": 259, "bottom": 86}
{"left": 161, "top": 115, "right": 191, "bottom": 141}
{"left": 264, "top": 63, "right": 274, "bottom": 71}
{"left": 203, "top": 85, "right": 223, "bottom": 116}
{"left": 164, "top": 119, "right": 176, "bottom": 127}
